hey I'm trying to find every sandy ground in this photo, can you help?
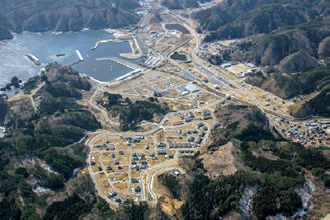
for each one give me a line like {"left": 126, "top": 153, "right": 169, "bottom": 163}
{"left": 160, "top": 197, "right": 184, "bottom": 218}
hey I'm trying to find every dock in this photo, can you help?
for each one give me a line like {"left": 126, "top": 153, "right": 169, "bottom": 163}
{"left": 75, "top": 50, "right": 84, "bottom": 61}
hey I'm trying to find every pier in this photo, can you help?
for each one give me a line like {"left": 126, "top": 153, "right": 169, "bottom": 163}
{"left": 75, "top": 50, "right": 84, "bottom": 61}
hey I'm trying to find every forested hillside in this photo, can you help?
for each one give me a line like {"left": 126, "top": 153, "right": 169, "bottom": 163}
{"left": 291, "top": 85, "right": 330, "bottom": 118}
{"left": 246, "top": 66, "right": 330, "bottom": 99}
{"left": 0, "top": 64, "right": 101, "bottom": 218}
{"left": 0, "top": 0, "right": 140, "bottom": 40}
{"left": 0, "top": 63, "right": 169, "bottom": 219}
{"left": 195, "top": 0, "right": 329, "bottom": 73}
{"left": 165, "top": 105, "right": 329, "bottom": 219}
{"left": 196, "top": 0, "right": 328, "bottom": 40}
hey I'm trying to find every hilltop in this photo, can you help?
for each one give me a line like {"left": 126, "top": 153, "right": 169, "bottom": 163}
{"left": 0, "top": 0, "right": 140, "bottom": 40}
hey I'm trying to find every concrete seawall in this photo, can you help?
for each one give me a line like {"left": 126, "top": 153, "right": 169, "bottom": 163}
{"left": 96, "top": 57, "right": 142, "bottom": 70}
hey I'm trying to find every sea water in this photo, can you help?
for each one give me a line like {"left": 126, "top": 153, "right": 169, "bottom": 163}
{"left": 0, "top": 30, "right": 136, "bottom": 87}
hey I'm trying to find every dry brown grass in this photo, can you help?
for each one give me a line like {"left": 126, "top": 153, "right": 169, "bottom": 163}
{"left": 117, "top": 193, "right": 135, "bottom": 199}
{"left": 116, "top": 144, "right": 131, "bottom": 150}
{"left": 131, "top": 170, "right": 141, "bottom": 178}
{"left": 113, "top": 182, "right": 128, "bottom": 192}
{"left": 106, "top": 137, "right": 124, "bottom": 143}
{"left": 148, "top": 160, "right": 160, "bottom": 166}
{"left": 112, "top": 166, "right": 129, "bottom": 173}
{"left": 155, "top": 131, "right": 165, "bottom": 142}
{"left": 117, "top": 158, "right": 130, "bottom": 165}
{"left": 109, "top": 173, "right": 128, "bottom": 181}
{"left": 132, "top": 143, "right": 148, "bottom": 150}
{"left": 140, "top": 137, "right": 154, "bottom": 143}
{"left": 167, "top": 136, "right": 188, "bottom": 142}
{"left": 95, "top": 173, "right": 111, "bottom": 194}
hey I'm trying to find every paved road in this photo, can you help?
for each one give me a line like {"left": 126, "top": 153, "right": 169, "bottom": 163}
{"left": 88, "top": 87, "right": 120, "bottom": 126}
{"left": 85, "top": 7, "right": 294, "bottom": 204}
{"left": 168, "top": 12, "right": 279, "bottom": 126}
{"left": 87, "top": 107, "right": 212, "bottom": 203}
{"left": 24, "top": 82, "right": 45, "bottom": 112}
{"left": 148, "top": 167, "right": 184, "bottom": 203}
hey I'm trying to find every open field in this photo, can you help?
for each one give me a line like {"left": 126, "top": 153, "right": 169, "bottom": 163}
{"left": 112, "top": 166, "right": 129, "bottom": 173}
{"left": 113, "top": 182, "right": 128, "bottom": 192}
{"left": 109, "top": 173, "right": 129, "bottom": 181}
{"left": 116, "top": 144, "right": 131, "bottom": 151}
{"left": 131, "top": 170, "right": 141, "bottom": 179}
{"left": 227, "top": 63, "right": 251, "bottom": 75}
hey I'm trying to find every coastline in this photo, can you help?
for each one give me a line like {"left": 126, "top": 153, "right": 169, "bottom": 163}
{"left": 0, "top": 28, "right": 144, "bottom": 90}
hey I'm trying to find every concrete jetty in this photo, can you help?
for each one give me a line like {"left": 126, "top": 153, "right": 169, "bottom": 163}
{"left": 75, "top": 50, "right": 84, "bottom": 61}
{"left": 91, "top": 40, "right": 100, "bottom": 50}
{"left": 99, "top": 39, "right": 124, "bottom": 43}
